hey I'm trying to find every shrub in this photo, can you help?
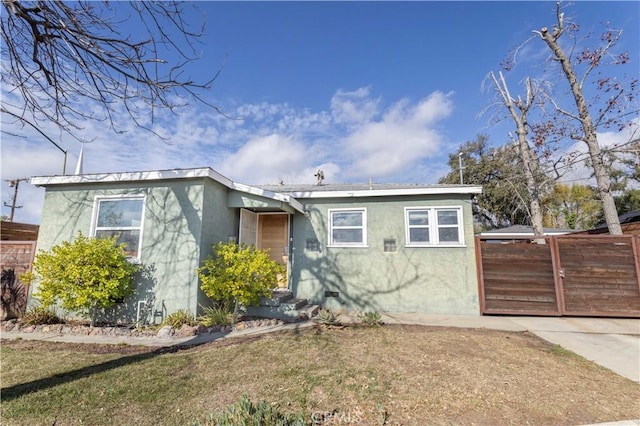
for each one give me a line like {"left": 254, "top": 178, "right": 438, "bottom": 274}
{"left": 31, "top": 232, "right": 140, "bottom": 326}
{"left": 162, "top": 309, "right": 196, "bottom": 329}
{"left": 315, "top": 308, "right": 341, "bottom": 326}
{"left": 198, "top": 393, "right": 305, "bottom": 426}
{"left": 198, "top": 242, "right": 284, "bottom": 321}
{"left": 358, "top": 311, "right": 383, "bottom": 327}
{"left": 21, "top": 305, "right": 62, "bottom": 326}
{"left": 197, "top": 305, "right": 232, "bottom": 327}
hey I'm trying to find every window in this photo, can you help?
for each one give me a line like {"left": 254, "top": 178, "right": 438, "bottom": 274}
{"left": 328, "top": 208, "right": 367, "bottom": 247}
{"left": 92, "top": 196, "right": 145, "bottom": 259}
{"left": 405, "top": 207, "right": 464, "bottom": 246}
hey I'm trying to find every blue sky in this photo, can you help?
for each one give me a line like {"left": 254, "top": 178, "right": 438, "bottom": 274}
{"left": 2, "top": 1, "right": 639, "bottom": 223}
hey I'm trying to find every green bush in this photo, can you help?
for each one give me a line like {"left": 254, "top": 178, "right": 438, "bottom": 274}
{"left": 197, "top": 305, "right": 232, "bottom": 327}
{"left": 315, "top": 308, "right": 341, "bottom": 326}
{"left": 162, "top": 309, "right": 196, "bottom": 329}
{"left": 198, "top": 242, "right": 284, "bottom": 321}
{"left": 31, "top": 232, "right": 140, "bottom": 326}
{"left": 196, "top": 393, "right": 305, "bottom": 426}
{"left": 21, "top": 305, "right": 62, "bottom": 326}
{"left": 357, "top": 311, "right": 383, "bottom": 327}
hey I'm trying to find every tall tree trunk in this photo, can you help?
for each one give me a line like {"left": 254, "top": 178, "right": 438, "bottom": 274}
{"left": 490, "top": 72, "right": 546, "bottom": 240}
{"left": 538, "top": 9, "right": 622, "bottom": 235}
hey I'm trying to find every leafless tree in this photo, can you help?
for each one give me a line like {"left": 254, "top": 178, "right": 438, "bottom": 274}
{"left": 1, "top": 1, "right": 225, "bottom": 146}
{"left": 487, "top": 71, "right": 547, "bottom": 238}
{"left": 531, "top": 1, "right": 638, "bottom": 234}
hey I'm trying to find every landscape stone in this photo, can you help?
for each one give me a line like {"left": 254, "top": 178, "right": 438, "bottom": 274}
{"left": 177, "top": 324, "right": 197, "bottom": 337}
{"left": 156, "top": 325, "right": 174, "bottom": 338}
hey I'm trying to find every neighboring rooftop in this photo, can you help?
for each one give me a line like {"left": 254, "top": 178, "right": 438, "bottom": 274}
{"left": 480, "top": 225, "right": 577, "bottom": 237}
{"left": 592, "top": 210, "right": 640, "bottom": 230}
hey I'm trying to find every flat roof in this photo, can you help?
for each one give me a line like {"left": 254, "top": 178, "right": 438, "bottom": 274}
{"left": 257, "top": 183, "right": 482, "bottom": 198}
{"left": 30, "top": 167, "right": 305, "bottom": 214}
{"left": 30, "top": 167, "right": 481, "bottom": 207}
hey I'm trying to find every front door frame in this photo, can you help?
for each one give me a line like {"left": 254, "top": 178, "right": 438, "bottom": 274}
{"left": 239, "top": 209, "right": 291, "bottom": 289}
{"left": 258, "top": 212, "right": 290, "bottom": 289}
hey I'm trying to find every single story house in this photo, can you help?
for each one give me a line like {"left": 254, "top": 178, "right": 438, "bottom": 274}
{"left": 30, "top": 167, "right": 482, "bottom": 323}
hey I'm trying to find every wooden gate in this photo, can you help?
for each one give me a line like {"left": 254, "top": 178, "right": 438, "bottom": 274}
{"left": 476, "top": 235, "right": 640, "bottom": 318}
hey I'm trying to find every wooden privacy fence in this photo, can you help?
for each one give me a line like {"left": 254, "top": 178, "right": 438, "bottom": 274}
{"left": 0, "top": 241, "right": 36, "bottom": 320}
{"left": 476, "top": 234, "right": 640, "bottom": 318}
{"left": 1, "top": 222, "right": 39, "bottom": 241}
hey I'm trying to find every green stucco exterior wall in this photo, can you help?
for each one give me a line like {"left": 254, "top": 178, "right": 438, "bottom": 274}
{"left": 33, "top": 178, "right": 236, "bottom": 323}
{"left": 33, "top": 178, "right": 480, "bottom": 321}
{"left": 290, "top": 195, "right": 479, "bottom": 315}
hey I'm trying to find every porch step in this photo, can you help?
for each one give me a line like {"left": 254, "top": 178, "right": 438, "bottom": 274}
{"left": 246, "top": 293, "right": 320, "bottom": 323}
{"left": 286, "top": 298, "right": 308, "bottom": 310}
{"left": 260, "top": 290, "right": 293, "bottom": 307}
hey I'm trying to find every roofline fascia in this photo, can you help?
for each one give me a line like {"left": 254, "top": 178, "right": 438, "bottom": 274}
{"left": 231, "top": 182, "right": 305, "bottom": 213}
{"left": 283, "top": 186, "right": 482, "bottom": 199}
{"left": 29, "top": 167, "right": 233, "bottom": 187}
{"left": 30, "top": 167, "right": 306, "bottom": 214}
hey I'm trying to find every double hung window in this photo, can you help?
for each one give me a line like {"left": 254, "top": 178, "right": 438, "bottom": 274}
{"left": 92, "top": 196, "right": 145, "bottom": 259}
{"left": 328, "top": 208, "right": 367, "bottom": 247}
{"left": 405, "top": 207, "right": 463, "bottom": 246}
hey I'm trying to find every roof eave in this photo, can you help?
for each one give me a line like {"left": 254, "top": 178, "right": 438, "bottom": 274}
{"left": 30, "top": 167, "right": 233, "bottom": 187}
{"left": 284, "top": 186, "right": 482, "bottom": 199}
{"left": 30, "top": 167, "right": 306, "bottom": 214}
{"left": 231, "top": 182, "right": 305, "bottom": 213}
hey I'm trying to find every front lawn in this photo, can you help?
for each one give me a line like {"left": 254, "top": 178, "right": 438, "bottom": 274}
{"left": 1, "top": 325, "right": 638, "bottom": 425}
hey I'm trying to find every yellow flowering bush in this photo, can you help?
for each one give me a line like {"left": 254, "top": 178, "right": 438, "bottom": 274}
{"left": 32, "top": 232, "right": 140, "bottom": 326}
{"left": 198, "top": 242, "right": 284, "bottom": 316}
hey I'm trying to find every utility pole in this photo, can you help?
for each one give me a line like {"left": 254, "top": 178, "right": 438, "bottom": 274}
{"left": 4, "top": 178, "right": 28, "bottom": 222}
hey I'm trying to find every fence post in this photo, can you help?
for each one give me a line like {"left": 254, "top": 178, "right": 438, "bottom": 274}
{"left": 549, "top": 236, "right": 565, "bottom": 316}
{"left": 475, "top": 236, "right": 486, "bottom": 315}
{"left": 631, "top": 236, "right": 640, "bottom": 293}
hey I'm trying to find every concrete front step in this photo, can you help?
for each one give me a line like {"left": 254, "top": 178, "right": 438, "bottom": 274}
{"left": 247, "top": 290, "right": 320, "bottom": 322}
{"left": 260, "top": 290, "right": 294, "bottom": 307}
{"left": 246, "top": 301, "right": 320, "bottom": 323}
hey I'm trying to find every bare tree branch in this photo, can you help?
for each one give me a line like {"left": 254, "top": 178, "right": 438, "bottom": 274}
{"left": 488, "top": 71, "right": 547, "bottom": 238}
{"left": 1, "top": 0, "right": 226, "bottom": 148}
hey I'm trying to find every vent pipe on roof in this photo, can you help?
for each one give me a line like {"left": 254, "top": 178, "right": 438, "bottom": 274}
{"left": 74, "top": 144, "right": 84, "bottom": 175}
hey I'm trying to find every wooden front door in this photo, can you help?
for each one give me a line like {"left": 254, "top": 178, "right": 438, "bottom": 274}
{"left": 258, "top": 214, "right": 289, "bottom": 288}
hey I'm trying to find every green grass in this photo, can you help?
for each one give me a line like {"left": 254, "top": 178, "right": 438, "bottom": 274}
{"left": 1, "top": 326, "right": 639, "bottom": 425}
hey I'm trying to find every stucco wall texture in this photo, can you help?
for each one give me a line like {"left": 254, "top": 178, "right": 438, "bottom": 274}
{"left": 290, "top": 195, "right": 479, "bottom": 315}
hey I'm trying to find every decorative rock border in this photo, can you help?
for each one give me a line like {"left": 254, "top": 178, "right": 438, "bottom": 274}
{"left": 0, "top": 317, "right": 287, "bottom": 339}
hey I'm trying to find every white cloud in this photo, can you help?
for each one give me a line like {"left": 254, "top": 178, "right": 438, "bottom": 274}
{"left": 341, "top": 91, "right": 454, "bottom": 178}
{"left": 330, "top": 87, "right": 380, "bottom": 124}
{"left": 2, "top": 86, "right": 456, "bottom": 224}
{"left": 216, "top": 134, "right": 336, "bottom": 184}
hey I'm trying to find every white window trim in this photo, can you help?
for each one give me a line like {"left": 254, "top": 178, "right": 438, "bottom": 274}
{"left": 90, "top": 194, "right": 146, "bottom": 261}
{"left": 327, "top": 208, "right": 368, "bottom": 248}
{"left": 404, "top": 206, "right": 465, "bottom": 247}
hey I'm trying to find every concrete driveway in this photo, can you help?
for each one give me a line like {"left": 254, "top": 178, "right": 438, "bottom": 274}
{"left": 508, "top": 317, "right": 640, "bottom": 383}
{"left": 378, "top": 313, "right": 640, "bottom": 383}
